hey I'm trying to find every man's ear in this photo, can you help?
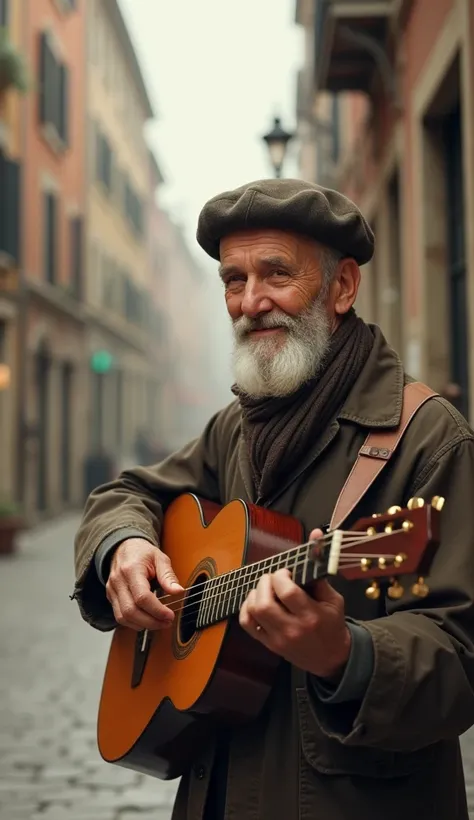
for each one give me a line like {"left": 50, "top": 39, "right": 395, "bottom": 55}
{"left": 333, "top": 258, "right": 360, "bottom": 315}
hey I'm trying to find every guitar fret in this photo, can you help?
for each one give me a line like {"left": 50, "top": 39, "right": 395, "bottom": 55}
{"left": 197, "top": 542, "right": 315, "bottom": 629}
{"left": 237, "top": 564, "right": 250, "bottom": 610}
{"left": 215, "top": 571, "right": 227, "bottom": 621}
{"left": 207, "top": 575, "right": 219, "bottom": 626}
{"left": 196, "top": 578, "right": 211, "bottom": 629}
{"left": 219, "top": 569, "right": 233, "bottom": 620}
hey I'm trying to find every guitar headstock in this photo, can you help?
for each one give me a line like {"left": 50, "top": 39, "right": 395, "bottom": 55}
{"left": 321, "top": 496, "right": 444, "bottom": 600}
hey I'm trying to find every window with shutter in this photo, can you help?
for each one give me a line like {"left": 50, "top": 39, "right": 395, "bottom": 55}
{"left": 59, "top": 64, "right": 69, "bottom": 145}
{"left": 39, "top": 33, "right": 48, "bottom": 125}
{"left": 0, "top": 152, "right": 21, "bottom": 263}
{"left": 38, "top": 31, "right": 70, "bottom": 149}
{"left": 0, "top": 0, "right": 8, "bottom": 28}
{"left": 0, "top": 321, "right": 5, "bottom": 363}
{"left": 43, "top": 192, "right": 58, "bottom": 284}
{"left": 70, "top": 216, "right": 83, "bottom": 299}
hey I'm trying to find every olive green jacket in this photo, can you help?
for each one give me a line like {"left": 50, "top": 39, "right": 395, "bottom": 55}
{"left": 74, "top": 327, "right": 474, "bottom": 820}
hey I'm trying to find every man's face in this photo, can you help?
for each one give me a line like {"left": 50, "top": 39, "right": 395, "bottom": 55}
{"left": 219, "top": 229, "right": 339, "bottom": 398}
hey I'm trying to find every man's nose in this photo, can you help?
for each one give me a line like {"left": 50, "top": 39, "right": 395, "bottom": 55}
{"left": 240, "top": 280, "right": 273, "bottom": 318}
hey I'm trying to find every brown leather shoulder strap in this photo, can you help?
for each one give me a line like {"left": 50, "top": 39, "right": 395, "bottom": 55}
{"left": 329, "top": 381, "right": 438, "bottom": 530}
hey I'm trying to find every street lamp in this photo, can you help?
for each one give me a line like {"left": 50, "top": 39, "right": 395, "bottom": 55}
{"left": 262, "top": 116, "right": 295, "bottom": 178}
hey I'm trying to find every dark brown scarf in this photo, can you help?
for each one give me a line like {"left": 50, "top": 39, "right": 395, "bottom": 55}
{"left": 232, "top": 310, "right": 374, "bottom": 500}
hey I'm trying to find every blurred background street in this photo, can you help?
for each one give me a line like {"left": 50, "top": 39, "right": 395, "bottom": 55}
{"left": 2, "top": 0, "right": 474, "bottom": 816}
{"left": 0, "top": 516, "right": 179, "bottom": 820}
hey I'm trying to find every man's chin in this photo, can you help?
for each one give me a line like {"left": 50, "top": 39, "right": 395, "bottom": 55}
{"left": 244, "top": 335, "right": 287, "bottom": 358}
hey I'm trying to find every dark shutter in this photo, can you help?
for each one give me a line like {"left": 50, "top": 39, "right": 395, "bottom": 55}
{"left": 44, "top": 192, "right": 57, "bottom": 284}
{"left": 0, "top": 0, "right": 9, "bottom": 28}
{"left": 59, "top": 63, "right": 69, "bottom": 145}
{"left": 70, "top": 216, "right": 83, "bottom": 298}
{"left": 39, "top": 31, "right": 70, "bottom": 146}
{"left": 39, "top": 33, "right": 48, "bottom": 125}
{"left": 0, "top": 152, "right": 21, "bottom": 262}
{"left": 95, "top": 127, "right": 102, "bottom": 182}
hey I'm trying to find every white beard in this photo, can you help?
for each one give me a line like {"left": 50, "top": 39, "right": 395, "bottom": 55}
{"left": 232, "top": 297, "right": 332, "bottom": 398}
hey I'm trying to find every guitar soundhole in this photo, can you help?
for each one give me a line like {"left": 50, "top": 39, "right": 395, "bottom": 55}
{"left": 179, "top": 572, "right": 207, "bottom": 645}
{"left": 172, "top": 558, "right": 216, "bottom": 661}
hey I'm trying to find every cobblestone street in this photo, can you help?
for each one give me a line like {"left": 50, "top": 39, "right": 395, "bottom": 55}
{"left": 2, "top": 514, "right": 474, "bottom": 819}
{"left": 0, "top": 514, "right": 178, "bottom": 820}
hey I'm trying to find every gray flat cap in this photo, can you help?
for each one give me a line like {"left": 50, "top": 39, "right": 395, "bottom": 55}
{"left": 196, "top": 178, "right": 374, "bottom": 265}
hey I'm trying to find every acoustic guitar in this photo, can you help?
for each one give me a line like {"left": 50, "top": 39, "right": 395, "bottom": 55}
{"left": 97, "top": 492, "right": 444, "bottom": 779}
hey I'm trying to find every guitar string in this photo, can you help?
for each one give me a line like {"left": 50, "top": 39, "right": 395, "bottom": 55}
{"left": 158, "top": 531, "right": 405, "bottom": 617}
{"left": 155, "top": 528, "right": 391, "bottom": 607}
{"left": 178, "top": 551, "right": 401, "bottom": 624}
{"left": 177, "top": 558, "right": 400, "bottom": 628}
{"left": 157, "top": 531, "right": 404, "bottom": 614}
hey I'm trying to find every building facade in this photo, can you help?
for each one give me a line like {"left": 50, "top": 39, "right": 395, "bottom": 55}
{"left": 296, "top": 0, "right": 474, "bottom": 422}
{"left": 0, "top": 0, "right": 217, "bottom": 518}
{"left": 0, "top": 0, "right": 24, "bottom": 508}
{"left": 18, "top": 0, "right": 87, "bottom": 520}
{"left": 85, "top": 0, "right": 163, "bottom": 471}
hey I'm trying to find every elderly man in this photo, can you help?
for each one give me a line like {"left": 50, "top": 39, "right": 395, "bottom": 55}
{"left": 74, "top": 179, "right": 474, "bottom": 820}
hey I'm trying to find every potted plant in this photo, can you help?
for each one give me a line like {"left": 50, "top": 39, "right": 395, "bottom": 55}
{"left": 0, "top": 27, "right": 29, "bottom": 96}
{"left": 0, "top": 498, "right": 24, "bottom": 555}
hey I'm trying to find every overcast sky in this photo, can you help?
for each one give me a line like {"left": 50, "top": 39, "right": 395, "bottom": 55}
{"left": 118, "top": 0, "right": 303, "bottom": 401}
{"left": 119, "top": 0, "right": 303, "bottom": 263}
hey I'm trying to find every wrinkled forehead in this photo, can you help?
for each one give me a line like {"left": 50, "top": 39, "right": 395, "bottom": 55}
{"left": 218, "top": 229, "right": 320, "bottom": 273}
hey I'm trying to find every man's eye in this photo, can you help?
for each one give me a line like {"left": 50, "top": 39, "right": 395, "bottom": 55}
{"left": 272, "top": 269, "right": 289, "bottom": 277}
{"left": 225, "top": 276, "right": 245, "bottom": 288}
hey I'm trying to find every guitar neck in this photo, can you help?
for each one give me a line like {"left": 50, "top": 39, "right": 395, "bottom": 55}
{"left": 195, "top": 540, "right": 325, "bottom": 630}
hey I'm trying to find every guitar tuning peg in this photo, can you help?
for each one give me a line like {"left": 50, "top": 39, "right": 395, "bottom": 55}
{"left": 387, "top": 505, "right": 402, "bottom": 515}
{"left": 407, "top": 497, "right": 425, "bottom": 510}
{"left": 371, "top": 513, "right": 382, "bottom": 518}
{"left": 431, "top": 496, "right": 445, "bottom": 511}
{"left": 387, "top": 578, "right": 404, "bottom": 599}
{"left": 411, "top": 577, "right": 429, "bottom": 597}
{"left": 365, "top": 580, "right": 380, "bottom": 600}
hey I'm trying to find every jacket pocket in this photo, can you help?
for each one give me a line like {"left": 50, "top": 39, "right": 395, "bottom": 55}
{"left": 296, "top": 687, "right": 435, "bottom": 779}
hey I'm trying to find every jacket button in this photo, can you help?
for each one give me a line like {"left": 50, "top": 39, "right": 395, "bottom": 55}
{"left": 194, "top": 764, "right": 206, "bottom": 780}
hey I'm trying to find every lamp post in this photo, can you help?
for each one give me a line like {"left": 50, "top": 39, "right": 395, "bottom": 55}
{"left": 262, "top": 116, "right": 295, "bottom": 179}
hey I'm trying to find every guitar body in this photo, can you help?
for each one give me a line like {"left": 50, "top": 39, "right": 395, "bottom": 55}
{"left": 97, "top": 494, "right": 304, "bottom": 780}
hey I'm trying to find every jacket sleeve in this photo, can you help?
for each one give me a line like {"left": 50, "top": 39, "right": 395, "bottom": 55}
{"left": 311, "top": 434, "right": 474, "bottom": 751}
{"left": 73, "top": 408, "right": 227, "bottom": 632}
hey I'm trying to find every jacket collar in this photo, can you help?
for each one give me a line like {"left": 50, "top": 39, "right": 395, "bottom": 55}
{"left": 338, "top": 324, "right": 404, "bottom": 429}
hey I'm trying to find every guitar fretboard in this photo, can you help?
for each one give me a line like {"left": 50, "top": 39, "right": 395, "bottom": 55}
{"left": 195, "top": 543, "right": 319, "bottom": 629}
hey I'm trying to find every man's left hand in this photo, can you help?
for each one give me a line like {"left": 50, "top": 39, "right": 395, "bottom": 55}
{"left": 239, "top": 528, "right": 351, "bottom": 680}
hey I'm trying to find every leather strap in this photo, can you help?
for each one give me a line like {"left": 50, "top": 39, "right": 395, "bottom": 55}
{"left": 329, "top": 382, "right": 438, "bottom": 531}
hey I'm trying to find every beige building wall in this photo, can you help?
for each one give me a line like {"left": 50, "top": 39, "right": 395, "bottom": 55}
{"left": 85, "top": 0, "right": 156, "bottom": 465}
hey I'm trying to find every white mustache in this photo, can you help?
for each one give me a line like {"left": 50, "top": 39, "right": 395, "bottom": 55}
{"left": 233, "top": 312, "right": 297, "bottom": 340}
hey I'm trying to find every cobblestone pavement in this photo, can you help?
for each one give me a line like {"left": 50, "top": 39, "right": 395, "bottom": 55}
{"left": 0, "top": 514, "right": 178, "bottom": 820}
{"left": 2, "top": 514, "right": 474, "bottom": 819}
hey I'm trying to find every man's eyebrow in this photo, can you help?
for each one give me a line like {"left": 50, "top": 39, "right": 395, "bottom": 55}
{"left": 218, "top": 256, "right": 294, "bottom": 280}
{"left": 218, "top": 264, "right": 241, "bottom": 280}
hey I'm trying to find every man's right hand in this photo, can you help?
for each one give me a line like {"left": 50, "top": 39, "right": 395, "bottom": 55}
{"left": 106, "top": 538, "right": 184, "bottom": 631}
